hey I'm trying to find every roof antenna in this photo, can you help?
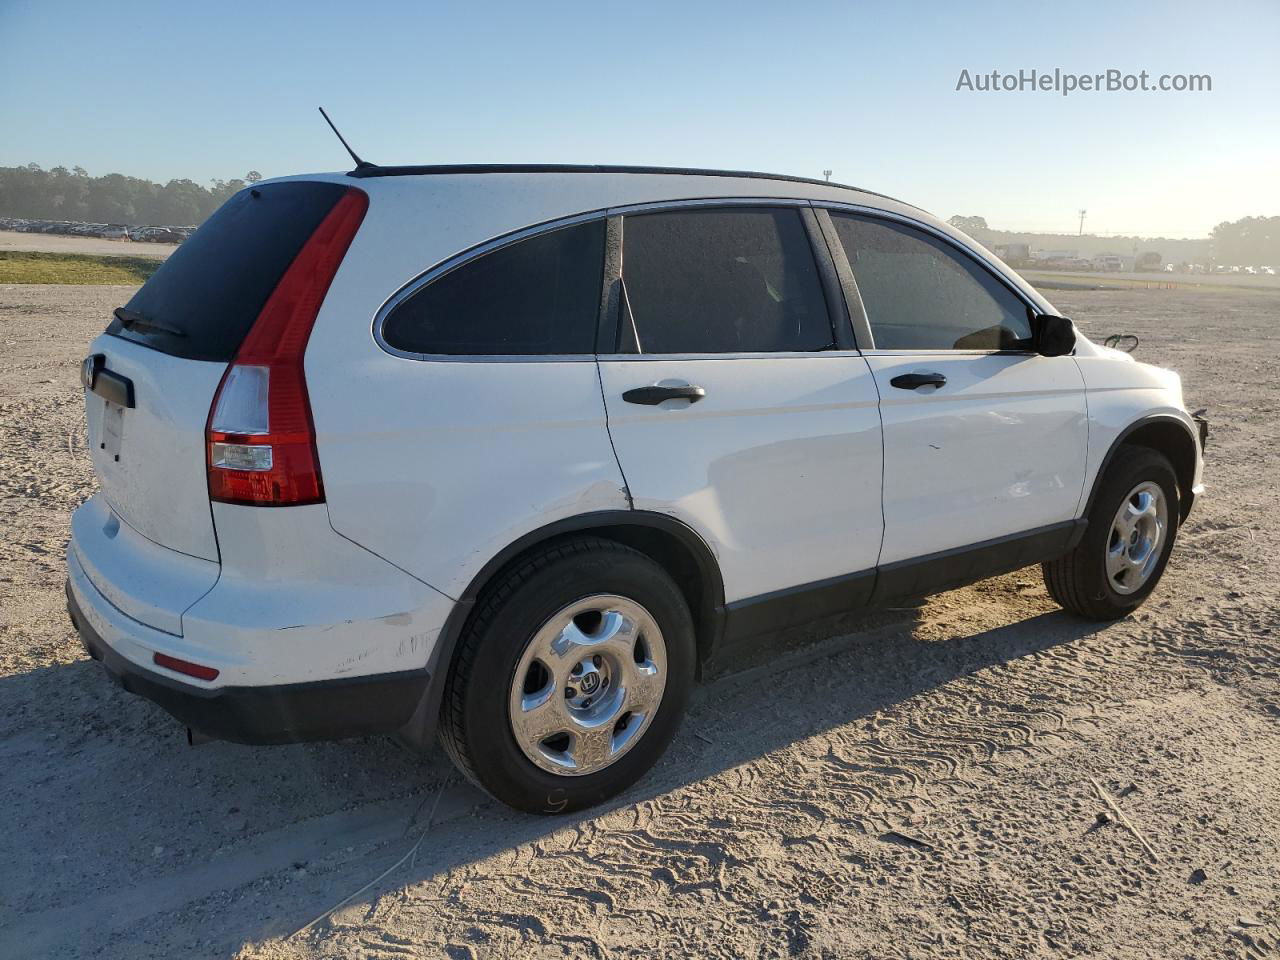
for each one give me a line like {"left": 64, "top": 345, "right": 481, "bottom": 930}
{"left": 318, "top": 106, "right": 376, "bottom": 172}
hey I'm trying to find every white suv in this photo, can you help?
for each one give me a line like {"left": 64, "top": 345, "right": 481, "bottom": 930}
{"left": 66, "top": 165, "right": 1207, "bottom": 812}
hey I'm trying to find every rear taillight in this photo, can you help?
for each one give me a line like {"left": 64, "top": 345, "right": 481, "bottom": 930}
{"left": 206, "top": 187, "right": 368, "bottom": 506}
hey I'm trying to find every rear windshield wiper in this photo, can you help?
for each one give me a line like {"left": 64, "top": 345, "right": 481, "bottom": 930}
{"left": 113, "top": 307, "right": 186, "bottom": 338}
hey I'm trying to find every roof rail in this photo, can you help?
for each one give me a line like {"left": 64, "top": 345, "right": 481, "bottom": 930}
{"left": 344, "top": 162, "right": 910, "bottom": 207}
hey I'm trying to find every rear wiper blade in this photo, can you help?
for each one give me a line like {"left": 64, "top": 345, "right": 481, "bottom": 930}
{"left": 113, "top": 307, "right": 186, "bottom": 338}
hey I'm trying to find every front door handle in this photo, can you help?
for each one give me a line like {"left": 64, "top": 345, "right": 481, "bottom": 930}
{"left": 890, "top": 372, "right": 947, "bottom": 391}
{"left": 622, "top": 384, "right": 707, "bottom": 405}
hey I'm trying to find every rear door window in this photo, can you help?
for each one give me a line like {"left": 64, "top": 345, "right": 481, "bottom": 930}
{"left": 109, "top": 181, "right": 349, "bottom": 362}
{"left": 829, "top": 213, "right": 1032, "bottom": 351}
{"left": 620, "top": 208, "right": 832, "bottom": 354}
{"left": 380, "top": 220, "right": 605, "bottom": 356}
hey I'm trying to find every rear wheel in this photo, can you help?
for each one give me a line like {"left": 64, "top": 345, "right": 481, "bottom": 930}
{"left": 1042, "top": 446, "right": 1179, "bottom": 620}
{"left": 439, "top": 538, "right": 694, "bottom": 813}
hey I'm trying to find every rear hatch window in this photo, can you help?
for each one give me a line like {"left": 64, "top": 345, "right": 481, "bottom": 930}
{"left": 108, "top": 181, "right": 348, "bottom": 361}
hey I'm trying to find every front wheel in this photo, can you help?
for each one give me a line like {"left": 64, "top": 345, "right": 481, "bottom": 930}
{"left": 1043, "top": 446, "right": 1180, "bottom": 620}
{"left": 439, "top": 538, "right": 694, "bottom": 813}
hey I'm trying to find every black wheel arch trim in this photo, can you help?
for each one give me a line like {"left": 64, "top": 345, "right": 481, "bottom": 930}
{"left": 1083, "top": 414, "right": 1201, "bottom": 521}
{"left": 453, "top": 510, "right": 725, "bottom": 607}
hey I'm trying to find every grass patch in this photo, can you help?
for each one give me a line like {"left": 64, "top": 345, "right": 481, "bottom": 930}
{"left": 0, "top": 250, "right": 162, "bottom": 285}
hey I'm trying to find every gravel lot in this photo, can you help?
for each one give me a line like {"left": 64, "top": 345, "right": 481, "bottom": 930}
{"left": 0, "top": 230, "right": 176, "bottom": 259}
{"left": 1, "top": 282, "right": 1277, "bottom": 959}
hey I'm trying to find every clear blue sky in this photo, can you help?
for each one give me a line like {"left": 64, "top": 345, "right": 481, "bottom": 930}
{"left": 2, "top": 0, "right": 1276, "bottom": 237}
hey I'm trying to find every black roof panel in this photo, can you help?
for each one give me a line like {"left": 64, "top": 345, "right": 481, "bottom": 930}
{"left": 346, "top": 163, "right": 909, "bottom": 207}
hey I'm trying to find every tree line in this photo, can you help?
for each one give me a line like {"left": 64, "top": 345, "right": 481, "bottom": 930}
{"left": 950, "top": 214, "right": 1277, "bottom": 267}
{"left": 0, "top": 163, "right": 263, "bottom": 226}
{"left": 1209, "top": 216, "right": 1279, "bottom": 268}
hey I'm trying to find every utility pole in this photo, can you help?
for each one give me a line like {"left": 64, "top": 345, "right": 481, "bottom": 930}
{"left": 823, "top": 169, "right": 833, "bottom": 182}
{"left": 1078, "top": 208, "right": 1087, "bottom": 236}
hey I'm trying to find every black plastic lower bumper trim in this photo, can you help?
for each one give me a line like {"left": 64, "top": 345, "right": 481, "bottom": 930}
{"left": 67, "top": 581, "right": 430, "bottom": 745}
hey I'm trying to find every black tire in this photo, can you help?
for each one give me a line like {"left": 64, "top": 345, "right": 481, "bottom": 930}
{"left": 439, "top": 537, "right": 695, "bottom": 814}
{"left": 1042, "top": 445, "right": 1180, "bottom": 620}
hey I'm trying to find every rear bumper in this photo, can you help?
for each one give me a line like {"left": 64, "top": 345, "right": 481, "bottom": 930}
{"left": 68, "top": 495, "right": 454, "bottom": 689}
{"left": 67, "top": 580, "right": 430, "bottom": 745}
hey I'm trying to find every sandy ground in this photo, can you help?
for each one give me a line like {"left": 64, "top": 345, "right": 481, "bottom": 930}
{"left": 1023, "top": 269, "right": 1280, "bottom": 293}
{"left": 1, "top": 282, "right": 1278, "bottom": 960}
{"left": 0, "top": 230, "right": 177, "bottom": 258}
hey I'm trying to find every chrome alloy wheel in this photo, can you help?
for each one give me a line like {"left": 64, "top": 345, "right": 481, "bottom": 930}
{"left": 508, "top": 595, "right": 667, "bottom": 777}
{"left": 1106, "top": 480, "right": 1169, "bottom": 595}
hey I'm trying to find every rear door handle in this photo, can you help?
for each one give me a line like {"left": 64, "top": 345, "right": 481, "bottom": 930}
{"left": 622, "top": 384, "right": 707, "bottom": 405}
{"left": 889, "top": 372, "right": 947, "bottom": 391}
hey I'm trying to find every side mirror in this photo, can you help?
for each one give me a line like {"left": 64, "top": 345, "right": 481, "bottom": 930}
{"left": 1032, "top": 313, "right": 1076, "bottom": 357}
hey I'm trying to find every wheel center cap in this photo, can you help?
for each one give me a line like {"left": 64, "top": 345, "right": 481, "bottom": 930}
{"left": 580, "top": 670, "right": 601, "bottom": 695}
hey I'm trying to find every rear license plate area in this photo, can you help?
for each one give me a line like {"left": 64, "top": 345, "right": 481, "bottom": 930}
{"left": 101, "top": 400, "right": 125, "bottom": 460}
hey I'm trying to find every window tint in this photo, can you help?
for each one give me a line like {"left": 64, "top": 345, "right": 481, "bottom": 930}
{"left": 381, "top": 220, "right": 605, "bottom": 356}
{"left": 829, "top": 214, "right": 1032, "bottom": 351}
{"left": 109, "top": 181, "right": 348, "bottom": 362}
{"left": 621, "top": 208, "right": 832, "bottom": 354}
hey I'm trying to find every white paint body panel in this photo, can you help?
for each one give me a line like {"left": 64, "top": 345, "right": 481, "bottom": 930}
{"left": 82, "top": 334, "right": 224, "bottom": 561}
{"left": 70, "top": 493, "right": 219, "bottom": 636}
{"left": 866, "top": 353, "right": 1088, "bottom": 564}
{"left": 599, "top": 355, "right": 883, "bottom": 601}
{"left": 67, "top": 168, "right": 1204, "bottom": 706}
{"left": 67, "top": 504, "right": 452, "bottom": 688}
{"left": 310, "top": 355, "right": 628, "bottom": 600}
{"left": 181, "top": 504, "right": 453, "bottom": 685}
{"left": 1073, "top": 352, "right": 1203, "bottom": 505}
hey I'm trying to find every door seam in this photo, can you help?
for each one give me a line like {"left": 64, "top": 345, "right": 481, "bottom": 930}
{"left": 595, "top": 359, "right": 634, "bottom": 509}
{"left": 862, "top": 354, "right": 889, "bottom": 568}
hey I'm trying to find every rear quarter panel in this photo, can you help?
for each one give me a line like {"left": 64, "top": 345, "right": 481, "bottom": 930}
{"left": 309, "top": 352, "right": 629, "bottom": 600}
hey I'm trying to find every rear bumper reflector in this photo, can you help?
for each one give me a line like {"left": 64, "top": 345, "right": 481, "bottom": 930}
{"left": 152, "top": 652, "right": 220, "bottom": 682}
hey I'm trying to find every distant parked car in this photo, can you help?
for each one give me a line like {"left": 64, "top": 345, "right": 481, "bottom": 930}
{"left": 101, "top": 224, "right": 130, "bottom": 239}
{"left": 1092, "top": 256, "right": 1123, "bottom": 272}
{"left": 138, "top": 227, "right": 184, "bottom": 243}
